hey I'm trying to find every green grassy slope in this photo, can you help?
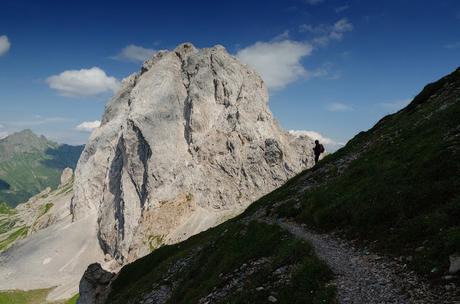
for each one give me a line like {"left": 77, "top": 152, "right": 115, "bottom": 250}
{"left": 0, "top": 130, "right": 83, "bottom": 207}
{"left": 272, "top": 67, "right": 460, "bottom": 278}
{"left": 0, "top": 289, "right": 78, "bottom": 304}
{"left": 108, "top": 220, "right": 336, "bottom": 304}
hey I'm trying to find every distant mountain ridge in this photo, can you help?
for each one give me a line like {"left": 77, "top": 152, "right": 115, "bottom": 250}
{"left": 0, "top": 130, "right": 84, "bottom": 207}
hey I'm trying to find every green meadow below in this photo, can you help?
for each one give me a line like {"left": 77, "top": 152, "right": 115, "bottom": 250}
{"left": 0, "top": 289, "right": 78, "bottom": 304}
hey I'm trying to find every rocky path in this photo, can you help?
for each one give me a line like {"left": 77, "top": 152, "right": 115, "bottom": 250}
{"left": 275, "top": 220, "right": 458, "bottom": 304}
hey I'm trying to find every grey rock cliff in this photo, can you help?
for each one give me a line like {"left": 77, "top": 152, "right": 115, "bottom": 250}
{"left": 71, "top": 43, "right": 315, "bottom": 264}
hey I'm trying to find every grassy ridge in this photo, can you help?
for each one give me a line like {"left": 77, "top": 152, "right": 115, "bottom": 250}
{"left": 274, "top": 67, "right": 460, "bottom": 277}
{"left": 0, "top": 152, "right": 62, "bottom": 205}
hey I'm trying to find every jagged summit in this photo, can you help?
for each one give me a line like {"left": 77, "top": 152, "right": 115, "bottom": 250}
{"left": 71, "top": 43, "right": 315, "bottom": 263}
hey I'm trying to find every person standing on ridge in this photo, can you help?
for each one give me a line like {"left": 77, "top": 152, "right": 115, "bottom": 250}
{"left": 313, "top": 140, "right": 325, "bottom": 165}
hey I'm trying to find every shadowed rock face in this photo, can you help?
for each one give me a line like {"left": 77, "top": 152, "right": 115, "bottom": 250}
{"left": 77, "top": 263, "right": 115, "bottom": 304}
{"left": 71, "top": 43, "right": 315, "bottom": 264}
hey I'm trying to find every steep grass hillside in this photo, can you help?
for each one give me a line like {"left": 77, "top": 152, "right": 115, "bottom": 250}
{"left": 272, "top": 67, "right": 460, "bottom": 278}
{"left": 103, "top": 67, "right": 460, "bottom": 303}
{"left": 107, "top": 220, "right": 336, "bottom": 304}
{"left": 0, "top": 130, "right": 83, "bottom": 207}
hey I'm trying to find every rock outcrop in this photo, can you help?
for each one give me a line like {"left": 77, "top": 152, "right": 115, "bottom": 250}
{"left": 71, "top": 43, "right": 314, "bottom": 264}
{"left": 60, "top": 167, "right": 74, "bottom": 186}
{"left": 77, "top": 263, "right": 115, "bottom": 304}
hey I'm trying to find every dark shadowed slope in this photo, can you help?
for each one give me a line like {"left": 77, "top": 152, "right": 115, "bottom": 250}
{"left": 0, "top": 130, "right": 83, "bottom": 207}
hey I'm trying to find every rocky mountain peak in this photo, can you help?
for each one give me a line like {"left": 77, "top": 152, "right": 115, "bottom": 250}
{"left": 0, "top": 129, "right": 51, "bottom": 157}
{"left": 71, "top": 43, "right": 315, "bottom": 264}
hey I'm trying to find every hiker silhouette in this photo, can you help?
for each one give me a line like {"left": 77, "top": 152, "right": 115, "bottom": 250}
{"left": 313, "top": 140, "right": 325, "bottom": 165}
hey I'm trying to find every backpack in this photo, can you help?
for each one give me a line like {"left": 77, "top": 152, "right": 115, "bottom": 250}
{"left": 320, "top": 144, "right": 325, "bottom": 153}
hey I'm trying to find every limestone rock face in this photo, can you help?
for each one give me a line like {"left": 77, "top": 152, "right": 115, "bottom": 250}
{"left": 71, "top": 43, "right": 314, "bottom": 263}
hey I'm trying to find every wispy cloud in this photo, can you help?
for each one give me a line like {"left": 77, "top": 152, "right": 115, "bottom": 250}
{"left": 5, "top": 116, "right": 73, "bottom": 127}
{"left": 113, "top": 44, "right": 156, "bottom": 62}
{"left": 47, "top": 67, "right": 120, "bottom": 97}
{"left": 0, "top": 35, "right": 11, "bottom": 56}
{"left": 273, "top": 30, "right": 290, "bottom": 41}
{"left": 444, "top": 41, "right": 460, "bottom": 49}
{"left": 335, "top": 5, "right": 349, "bottom": 13}
{"left": 75, "top": 120, "right": 101, "bottom": 132}
{"left": 236, "top": 40, "right": 313, "bottom": 90}
{"left": 300, "top": 18, "right": 353, "bottom": 46}
{"left": 326, "top": 102, "right": 353, "bottom": 112}
{"left": 310, "top": 62, "right": 341, "bottom": 80}
{"left": 304, "top": 0, "right": 325, "bottom": 5}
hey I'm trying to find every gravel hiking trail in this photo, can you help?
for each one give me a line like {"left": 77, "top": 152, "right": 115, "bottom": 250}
{"left": 275, "top": 220, "right": 458, "bottom": 304}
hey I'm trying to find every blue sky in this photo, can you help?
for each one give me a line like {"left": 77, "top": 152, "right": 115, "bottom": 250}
{"left": 0, "top": 0, "right": 459, "bottom": 149}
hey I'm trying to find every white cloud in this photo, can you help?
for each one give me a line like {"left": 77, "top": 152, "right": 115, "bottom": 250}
{"left": 305, "top": 0, "right": 325, "bottom": 5}
{"left": 113, "top": 44, "right": 156, "bottom": 62}
{"left": 326, "top": 102, "right": 353, "bottom": 112}
{"left": 0, "top": 35, "right": 11, "bottom": 56}
{"left": 75, "top": 120, "right": 101, "bottom": 132}
{"left": 273, "top": 30, "right": 290, "bottom": 41}
{"left": 236, "top": 40, "right": 313, "bottom": 90}
{"left": 300, "top": 18, "right": 353, "bottom": 46}
{"left": 47, "top": 67, "right": 120, "bottom": 97}
{"left": 289, "top": 130, "right": 345, "bottom": 151}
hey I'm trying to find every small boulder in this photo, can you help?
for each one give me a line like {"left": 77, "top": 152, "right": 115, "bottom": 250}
{"left": 415, "top": 246, "right": 424, "bottom": 253}
{"left": 268, "top": 295, "right": 278, "bottom": 303}
{"left": 60, "top": 167, "right": 73, "bottom": 186}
